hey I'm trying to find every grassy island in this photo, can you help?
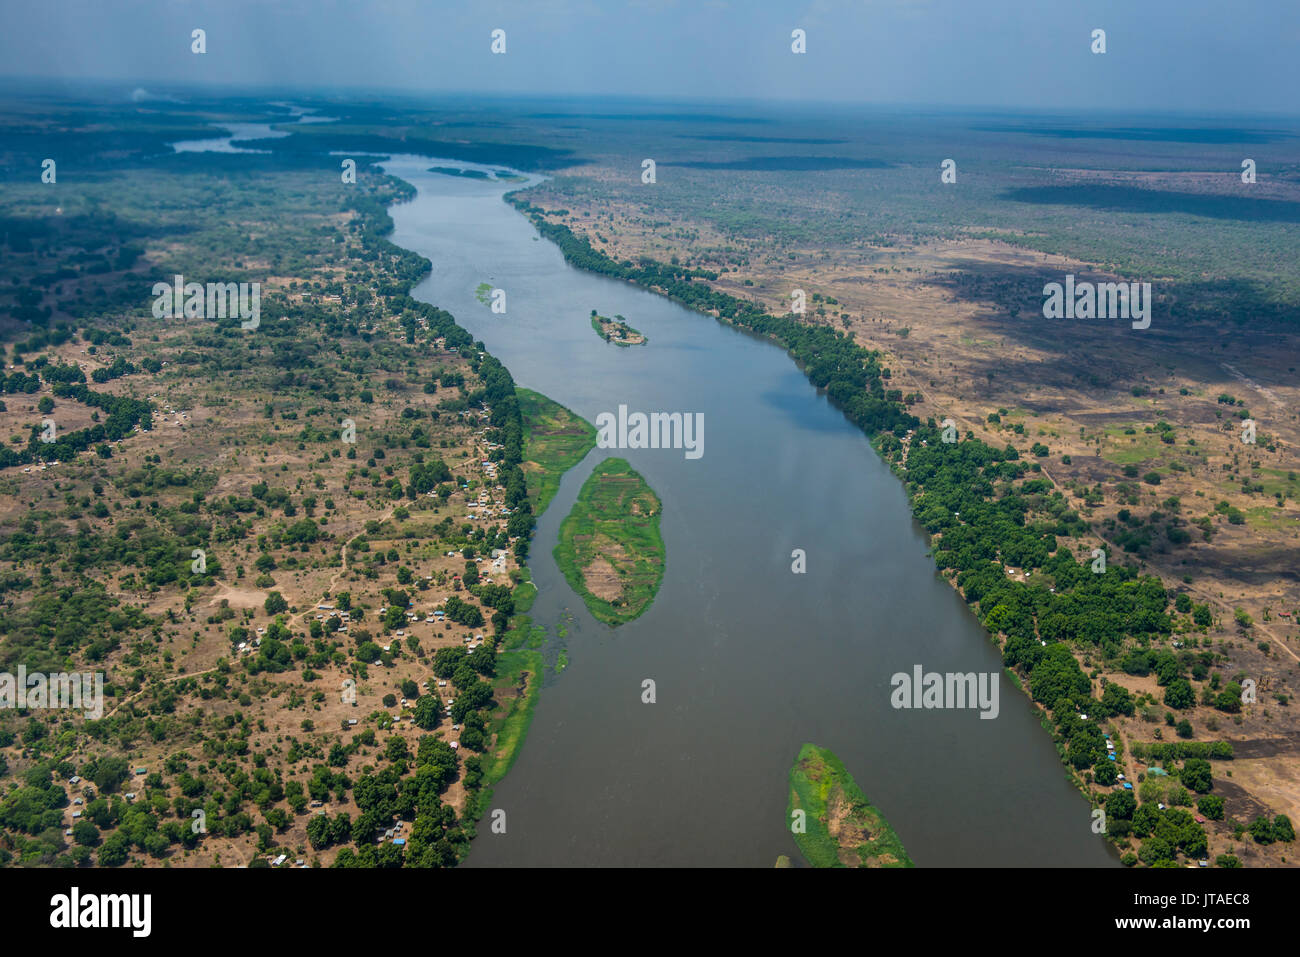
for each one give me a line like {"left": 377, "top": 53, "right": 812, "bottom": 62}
{"left": 553, "top": 457, "right": 665, "bottom": 625}
{"left": 788, "top": 744, "right": 913, "bottom": 868}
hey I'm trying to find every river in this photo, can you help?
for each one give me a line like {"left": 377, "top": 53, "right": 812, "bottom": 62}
{"left": 166, "top": 123, "right": 1116, "bottom": 866}
{"left": 368, "top": 155, "right": 1118, "bottom": 868}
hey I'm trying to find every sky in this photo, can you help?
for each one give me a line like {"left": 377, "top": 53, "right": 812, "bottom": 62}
{"left": 3, "top": 0, "right": 1299, "bottom": 114}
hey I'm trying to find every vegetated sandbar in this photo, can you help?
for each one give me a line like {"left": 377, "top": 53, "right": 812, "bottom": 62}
{"left": 553, "top": 457, "right": 665, "bottom": 626}
{"left": 787, "top": 743, "right": 913, "bottom": 868}
{"left": 516, "top": 387, "right": 597, "bottom": 518}
{"left": 590, "top": 310, "right": 647, "bottom": 346}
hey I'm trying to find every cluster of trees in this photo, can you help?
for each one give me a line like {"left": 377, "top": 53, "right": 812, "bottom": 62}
{"left": 332, "top": 736, "right": 465, "bottom": 868}
{"left": 408, "top": 458, "right": 452, "bottom": 496}
{"left": 1104, "top": 788, "right": 1209, "bottom": 863}
{"left": 441, "top": 595, "right": 483, "bottom": 627}
{"left": 0, "top": 382, "right": 153, "bottom": 468}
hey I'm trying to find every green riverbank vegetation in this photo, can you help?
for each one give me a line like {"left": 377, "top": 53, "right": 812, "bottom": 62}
{"left": 517, "top": 388, "right": 597, "bottom": 517}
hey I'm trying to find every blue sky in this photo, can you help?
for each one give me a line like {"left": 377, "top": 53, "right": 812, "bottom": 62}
{"left": 3, "top": 0, "right": 1298, "bottom": 113}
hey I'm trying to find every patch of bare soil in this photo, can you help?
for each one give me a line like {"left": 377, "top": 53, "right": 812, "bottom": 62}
{"left": 581, "top": 542, "right": 630, "bottom": 602}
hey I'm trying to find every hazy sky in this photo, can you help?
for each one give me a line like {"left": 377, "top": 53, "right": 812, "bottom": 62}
{"left": 4, "top": 0, "right": 1298, "bottom": 113}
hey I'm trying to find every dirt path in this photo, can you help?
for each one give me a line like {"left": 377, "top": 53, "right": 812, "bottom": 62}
{"left": 284, "top": 503, "right": 399, "bottom": 631}
{"left": 1221, "top": 362, "right": 1287, "bottom": 411}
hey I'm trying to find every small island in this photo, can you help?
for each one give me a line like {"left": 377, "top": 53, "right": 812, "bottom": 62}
{"left": 475, "top": 282, "right": 493, "bottom": 305}
{"left": 590, "top": 310, "right": 647, "bottom": 346}
{"left": 553, "top": 457, "right": 665, "bottom": 626}
{"left": 429, "top": 165, "right": 491, "bottom": 179}
{"left": 788, "top": 744, "right": 913, "bottom": 868}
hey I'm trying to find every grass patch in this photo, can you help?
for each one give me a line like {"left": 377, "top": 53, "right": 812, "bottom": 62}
{"left": 482, "top": 646, "right": 544, "bottom": 787}
{"left": 553, "top": 457, "right": 665, "bottom": 626}
{"left": 517, "top": 387, "right": 597, "bottom": 517}
{"left": 1101, "top": 426, "right": 1170, "bottom": 466}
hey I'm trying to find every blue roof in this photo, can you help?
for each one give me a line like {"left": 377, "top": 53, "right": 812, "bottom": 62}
{"left": 1122, "top": 783, "right": 1133, "bottom": 789}
{"left": 393, "top": 838, "right": 406, "bottom": 846}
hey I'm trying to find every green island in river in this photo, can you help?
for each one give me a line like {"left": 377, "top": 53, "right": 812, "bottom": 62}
{"left": 517, "top": 388, "right": 597, "bottom": 517}
{"left": 788, "top": 744, "right": 914, "bottom": 868}
{"left": 590, "top": 310, "right": 647, "bottom": 346}
{"left": 554, "top": 457, "right": 666, "bottom": 626}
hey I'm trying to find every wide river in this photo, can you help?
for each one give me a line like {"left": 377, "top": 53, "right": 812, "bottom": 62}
{"left": 173, "top": 120, "right": 1116, "bottom": 866}
{"left": 359, "top": 156, "right": 1116, "bottom": 868}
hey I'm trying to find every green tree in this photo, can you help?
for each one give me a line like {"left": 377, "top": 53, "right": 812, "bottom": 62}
{"left": 97, "top": 832, "right": 131, "bottom": 867}
{"left": 1181, "top": 758, "right": 1212, "bottom": 793}
{"left": 71, "top": 819, "right": 100, "bottom": 846}
{"left": 1274, "top": 815, "right": 1295, "bottom": 842}
{"left": 1164, "top": 678, "right": 1194, "bottom": 710}
{"left": 413, "top": 695, "right": 441, "bottom": 730}
{"left": 1197, "top": 795, "right": 1224, "bottom": 821}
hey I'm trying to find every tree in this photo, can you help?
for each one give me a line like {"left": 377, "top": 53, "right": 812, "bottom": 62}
{"left": 1132, "top": 803, "right": 1160, "bottom": 837}
{"left": 306, "top": 813, "right": 331, "bottom": 849}
{"left": 1139, "top": 836, "right": 1175, "bottom": 865}
{"left": 1197, "top": 795, "right": 1224, "bottom": 821}
{"left": 1164, "top": 678, "right": 1194, "bottom": 710}
{"left": 1215, "top": 683, "right": 1243, "bottom": 713}
{"left": 413, "top": 695, "right": 441, "bottom": 730}
{"left": 432, "top": 646, "right": 466, "bottom": 678}
{"left": 72, "top": 820, "right": 100, "bottom": 846}
{"left": 1181, "top": 758, "right": 1212, "bottom": 793}
{"left": 1106, "top": 790, "right": 1136, "bottom": 820}
{"left": 265, "top": 807, "right": 290, "bottom": 831}
{"left": 385, "top": 736, "right": 409, "bottom": 762}
{"left": 264, "top": 591, "right": 289, "bottom": 615}
{"left": 87, "top": 756, "right": 130, "bottom": 793}
{"left": 1274, "top": 815, "right": 1295, "bottom": 842}
{"left": 97, "top": 832, "right": 130, "bottom": 867}
{"left": 1100, "top": 682, "right": 1135, "bottom": 717}
{"left": 1249, "top": 816, "right": 1276, "bottom": 844}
